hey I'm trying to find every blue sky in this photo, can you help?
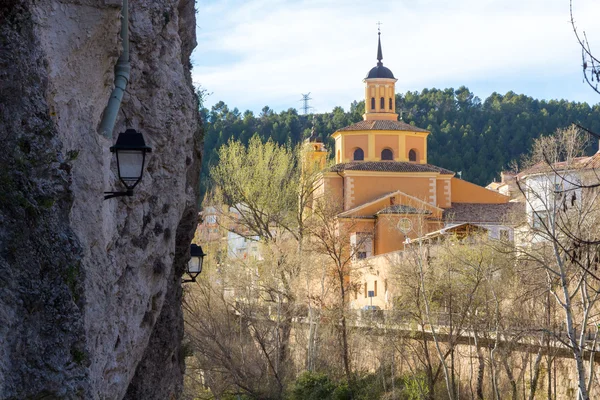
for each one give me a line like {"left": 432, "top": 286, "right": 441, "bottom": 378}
{"left": 191, "top": 0, "right": 600, "bottom": 114}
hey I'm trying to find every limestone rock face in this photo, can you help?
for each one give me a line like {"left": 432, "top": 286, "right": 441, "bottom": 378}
{"left": 0, "top": 0, "right": 201, "bottom": 399}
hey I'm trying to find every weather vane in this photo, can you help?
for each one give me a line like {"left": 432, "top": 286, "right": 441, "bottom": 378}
{"left": 376, "top": 21, "right": 383, "bottom": 32}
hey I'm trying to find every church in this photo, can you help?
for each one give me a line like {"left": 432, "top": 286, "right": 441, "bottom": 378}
{"left": 306, "top": 32, "right": 521, "bottom": 309}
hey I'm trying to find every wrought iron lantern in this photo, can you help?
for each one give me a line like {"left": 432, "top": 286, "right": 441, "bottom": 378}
{"left": 104, "top": 128, "right": 152, "bottom": 200}
{"left": 183, "top": 244, "right": 206, "bottom": 283}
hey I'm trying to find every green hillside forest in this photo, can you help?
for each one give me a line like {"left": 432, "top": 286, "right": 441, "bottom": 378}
{"left": 199, "top": 86, "right": 600, "bottom": 196}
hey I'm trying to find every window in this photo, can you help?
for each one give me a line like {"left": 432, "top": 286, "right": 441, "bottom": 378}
{"left": 381, "top": 148, "right": 393, "bottom": 160}
{"left": 389, "top": 98, "right": 393, "bottom": 110}
{"left": 351, "top": 232, "right": 373, "bottom": 259}
{"left": 371, "top": 97, "right": 375, "bottom": 110}
{"left": 499, "top": 230, "right": 510, "bottom": 241}
{"left": 380, "top": 97, "right": 385, "bottom": 109}
{"left": 374, "top": 280, "right": 378, "bottom": 296}
{"left": 353, "top": 148, "right": 364, "bottom": 161}
{"left": 337, "top": 149, "right": 341, "bottom": 163}
{"left": 409, "top": 149, "right": 417, "bottom": 162}
{"left": 206, "top": 215, "right": 217, "bottom": 225}
{"left": 364, "top": 282, "right": 368, "bottom": 298}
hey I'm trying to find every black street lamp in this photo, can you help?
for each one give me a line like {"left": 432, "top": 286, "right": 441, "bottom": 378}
{"left": 104, "top": 129, "right": 152, "bottom": 200}
{"left": 183, "top": 244, "right": 206, "bottom": 283}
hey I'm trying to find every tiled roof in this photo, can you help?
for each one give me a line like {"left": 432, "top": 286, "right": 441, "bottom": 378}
{"left": 443, "top": 202, "right": 525, "bottom": 224}
{"left": 517, "top": 152, "right": 600, "bottom": 178}
{"left": 329, "top": 161, "right": 454, "bottom": 175}
{"left": 377, "top": 205, "right": 432, "bottom": 215}
{"left": 336, "top": 120, "right": 429, "bottom": 133}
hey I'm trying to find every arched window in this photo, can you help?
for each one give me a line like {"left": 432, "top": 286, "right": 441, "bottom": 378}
{"left": 389, "top": 98, "right": 393, "bottom": 110}
{"left": 353, "top": 148, "right": 364, "bottom": 161}
{"left": 381, "top": 148, "right": 393, "bottom": 160}
{"left": 337, "top": 150, "right": 341, "bottom": 163}
{"left": 409, "top": 149, "right": 417, "bottom": 162}
{"left": 370, "top": 97, "right": 375, "bottom": 110}
{"left": 380, "top": 97, "right": 385, "bottom": 109}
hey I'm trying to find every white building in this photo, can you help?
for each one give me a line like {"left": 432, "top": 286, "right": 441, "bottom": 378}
{"left": 515, "top": 151, "right": 600, "bottom": 243}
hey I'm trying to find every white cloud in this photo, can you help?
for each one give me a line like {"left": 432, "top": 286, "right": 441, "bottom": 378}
{"left": 192, "top": 0, "right": 600, "bottom": 113}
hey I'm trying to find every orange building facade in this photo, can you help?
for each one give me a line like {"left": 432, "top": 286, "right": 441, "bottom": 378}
{"left": 306, "top": 32, "right": 513, "bottom": 309}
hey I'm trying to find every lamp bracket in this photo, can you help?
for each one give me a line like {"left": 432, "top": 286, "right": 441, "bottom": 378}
{"left": 104, "top": 189, "right": 134, "bottom": 200}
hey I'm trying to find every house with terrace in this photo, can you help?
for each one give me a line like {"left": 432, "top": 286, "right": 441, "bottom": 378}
{"left": 512, "top": 149, "right": 600, "bottom": 245}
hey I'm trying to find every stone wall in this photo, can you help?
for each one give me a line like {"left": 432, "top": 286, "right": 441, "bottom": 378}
{"left": 0, "top": 0, "right": 201, "bottom": 399}
{"left": 287, "top": 322, "right": 600, "bottom": 399}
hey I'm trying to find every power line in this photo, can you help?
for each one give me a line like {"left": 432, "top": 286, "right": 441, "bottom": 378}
{"left": 299, "top": 92, "right": 313, "bottom": 115}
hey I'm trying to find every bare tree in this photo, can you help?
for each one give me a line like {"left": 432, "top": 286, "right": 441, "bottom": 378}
{"left": 516, "top": 125, "right": 600, "bottom": 400}
{"left": 183, "top": 274, "right": 284, "bottom": 399}
{"left": 570, "top": 0, "right": 600, "bottom": 96}
{"left": 304, "top": 198, "right": 372, "bottom": 385}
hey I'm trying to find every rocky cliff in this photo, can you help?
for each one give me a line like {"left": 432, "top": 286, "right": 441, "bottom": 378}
{"left": 0, "top": 0, "right": 201, "bottom": 398}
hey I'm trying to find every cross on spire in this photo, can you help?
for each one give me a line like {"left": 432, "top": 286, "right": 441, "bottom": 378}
{"left": 376, "top": 22, "right": 383, "bottom": 66}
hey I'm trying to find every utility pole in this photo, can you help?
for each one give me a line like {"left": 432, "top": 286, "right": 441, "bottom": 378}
{"left": 300, "top": 93, "right": 312, "bottom": 115}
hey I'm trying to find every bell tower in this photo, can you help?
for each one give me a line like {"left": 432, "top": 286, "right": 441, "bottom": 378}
{"left": 363, "top": 31, "right": 398, "bottom": 122}
{"left": 331, "top": 27, "right": 430, "bottom": 166}
{"left": 302, "top": 116, "right": 327, "bottom": 174}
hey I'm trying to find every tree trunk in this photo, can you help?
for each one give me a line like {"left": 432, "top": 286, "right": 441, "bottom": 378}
{"left": 422, "top": 336, "right": 436, "bottom": 400}
{"left": 312, "top": 311, "right": 321, "bottom": 370}
{"left": 476, "top": 346, "right": 485, "bottom": 400}
{"left": 338, "top": 271, "right": 352, "bottom": 385}
{"left": 554, "top": 231, "right": 590, "bottom": 400}
{"left": 417, "top": 255, "right": 453, "bottom": 400}
{"left": 468, "top": 337, "right": 475, "bottom": 400}
{"left": 278, "top": 315, "right": 292, "bottom": 385}
{"left": 562, "top": 297, "right": 590, "bottom": 400}
{"left": 502, "top": 354, "right": 518, "bottom": 400}
{"left": 547, "top": 354, "right": 553, "bottom": 400}
{"left": 306, "top": 306, "right": 315, "bottom": 371}
{"left": 451, "top": 347, "right": 457, "bottom": 399}
{"left": 489, "top": 346, "right": 502, "bottom": 400}
{"left": 449, "top": 305, "right": 457, "bottom": 400}
{"left": 546, "top": 291, "right": 553, "bottom": 400}
{"left": 528, "top": 348, "right": 543, "bottom": 400}
{"left": 380, "top": 358, "right": 387, "bottom": 392}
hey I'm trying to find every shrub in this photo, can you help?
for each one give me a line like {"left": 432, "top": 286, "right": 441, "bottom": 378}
{"left": 289, "top": 372, "right": 335, "bottom": 400}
